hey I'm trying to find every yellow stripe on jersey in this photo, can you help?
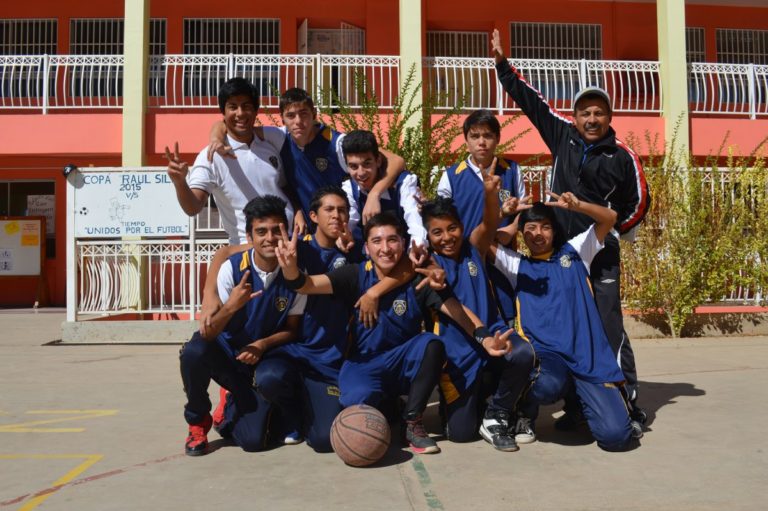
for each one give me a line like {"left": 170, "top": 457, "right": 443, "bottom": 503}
{"left": 365, "top": 260, "right": 373, "bottom": 272}
{"left": 303, "top": 234, "right": 313, "bottom": 242}
{"left": 439, "top": 372, "right": 461, "bottom": 405}
{"left": 496, "top": 157, "right": 510, "bottom": 170}
{"left": 586, "top": 276, "right": 594, "bottom": 296}
{"left": 431, "top": 311, "right": 441, "bottom": 335}
{"left": 454, "top": 160, "right": 468, "bottom": 175}
{"left": 531, "top": 250, "right": 553, "bottom": 261}
{"left": 239, "top": 250, "right": 250, "bottom": 272}
{"left": 514, "top": 297, "right": 531, "bottom": 343}
{"left": 321, "top": 126, "right": 332, "bottom": 141}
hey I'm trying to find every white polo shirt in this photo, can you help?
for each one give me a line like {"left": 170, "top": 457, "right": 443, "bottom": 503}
{"left": 188, "top": 128, "right": 294, "bottom": 245}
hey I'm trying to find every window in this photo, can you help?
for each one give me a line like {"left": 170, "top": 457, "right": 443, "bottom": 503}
{"left": 686, "top": 27, "right": 706, "bottom": 63}
{"left": 0, "top": 19, "right": 57, "bottom": 55}
{"left": 183, "top": 19, "right": 280, "bottom": 54}
{"left": 0, "top": 181, "right": 56, "bottom": 257}
{"left": 510, "top": 22, "right": 602, "bottom": 60}
{"left": 427, "top": 31, "right": 487, "bottom": 58}
{"left": 716, "top": 28, "right": 768, "bottom": 65}
{"left": 69, "top": 18, "right": 166, "bottom": 55}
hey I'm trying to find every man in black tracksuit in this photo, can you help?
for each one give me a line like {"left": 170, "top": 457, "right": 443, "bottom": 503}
{"left": 490, "top": 30, "right": 651, "bottom": 424}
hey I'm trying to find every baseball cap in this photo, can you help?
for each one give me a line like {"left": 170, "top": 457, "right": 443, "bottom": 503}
{"left": 573, "top": 86, "right": 611, "bottom": 112}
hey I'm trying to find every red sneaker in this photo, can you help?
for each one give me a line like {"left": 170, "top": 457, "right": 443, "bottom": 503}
{"left": 212, "top": 387, "right": 229, "bottom": 433}
{"left": 185, "top": 414, "right": 212, "bottom": 456}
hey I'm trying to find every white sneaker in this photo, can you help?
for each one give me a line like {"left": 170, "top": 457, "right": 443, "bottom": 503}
{"left": 283, "top": 430, "right": 304, "bottom": 445}
{"left": 514, "top": 415, "right": 536, "bottom": 444}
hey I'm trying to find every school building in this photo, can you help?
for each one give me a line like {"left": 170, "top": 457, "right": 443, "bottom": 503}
{"left": 1, "top": 0, "right": 767, "bottom": 309}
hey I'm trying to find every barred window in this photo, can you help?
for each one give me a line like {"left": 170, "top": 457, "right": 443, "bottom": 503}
{"left": 717, "top": 28, "right": 768, "bottom": 65}
{"left": 686, "top": 27, "right": 706, "bottom": 63}
{"left": 0, "top": 19, "right": 57, "bottom": 55}
{"left": 69, "top": 18, "right": 166, "bottom": 55}
{"left": 183, "top": 19, "right": 280, "bottom": 54}
{"left": 510, "top": 22, "right": 602, "bottom": 60}
{"left": 426, "top": 31, "right": 487, "bottom": 58}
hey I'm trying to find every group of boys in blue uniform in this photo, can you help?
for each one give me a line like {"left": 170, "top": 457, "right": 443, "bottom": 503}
{"left": 177, "top": 64, "right": 647, "bottom": 458}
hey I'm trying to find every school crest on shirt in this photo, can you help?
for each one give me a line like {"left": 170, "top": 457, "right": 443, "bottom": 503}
{"left": 315, "top": 157, "right": 329, "bottom": 171}
{"left": 559, "top": 254, "right": 572, "bottom": 268}
{"left": 467, "top": 261, "right": 479, "bottom": 277}
{"left": 498, "top": 189, "right": 512, "bottom": 203}
{"left": 275, "top": 296, "right": 289, "bottom": 312}
{"left": 332, "top": 257, "right": 347, "bottom": 269}
{"left": 269, "top": 156, "right": 279, "bottom": 169}
{"left": 393, "top": 299, "right": 407, "bottom": 316}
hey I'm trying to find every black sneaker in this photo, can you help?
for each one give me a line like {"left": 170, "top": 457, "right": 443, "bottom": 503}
{"left": 630, "top": 420, "right": 644, "bottom": 440}
{"left": 514, "top": 415, "right": 537, "bottom": 444}
{"left": 630, "top": 405, "right": 648, "bottom": 425}
{"left": 405, "top": 415, "right": 440, "bottom": 454}
{"left": 479, "top": 409, "right": 519, "bottom": 452}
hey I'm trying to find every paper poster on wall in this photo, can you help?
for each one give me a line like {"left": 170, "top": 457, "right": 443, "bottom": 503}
{"left": 20, "top": 222, "right": 40, "bottom": 246}
{"left": 0, "top": 248, "right": 13, "bottom": 272}
{"left": 27, "top": 195, "right": 55, "bottom": 235}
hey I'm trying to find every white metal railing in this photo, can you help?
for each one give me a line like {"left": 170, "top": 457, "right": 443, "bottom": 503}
{"left": 148, "top": 54, "right": 399, "bottom": 109}
{"left": 5, "top": 54, "right": 768, "bottom": 118}
{"left": 424, "top": 57, "right": 661, "bottom": 114}
{"left": 689, "top": 62, "right": 768, "bottom": 118}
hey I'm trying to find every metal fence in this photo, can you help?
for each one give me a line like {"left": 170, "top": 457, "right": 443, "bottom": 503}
{"left": 5, "top": 54, "right": 768, "bottom": 117}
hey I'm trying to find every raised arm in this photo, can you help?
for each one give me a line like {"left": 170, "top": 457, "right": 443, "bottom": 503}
{"left": 491, "top": 29, "right": 569, "bottom": 152}
{"left": 362, "top": 150, "right": 406, "bottom": 223}
{"left": 165, "top": 142, "right": 208, "bottom": 216}
{"left": 547, "top": 191, "right": 617, "bottom": 243}
{"left": 469, "top": 158, "right": 502, "bottom": 257}
{"left": 276, "top": 224, "right": 334, "bottom": 295}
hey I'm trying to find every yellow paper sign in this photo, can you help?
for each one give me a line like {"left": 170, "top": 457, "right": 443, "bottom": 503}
{"left": 21, "top": 234, "right": 40, "bottom": 246}
{"left": 4, "top": 221, "right": 19, "bottom": 235}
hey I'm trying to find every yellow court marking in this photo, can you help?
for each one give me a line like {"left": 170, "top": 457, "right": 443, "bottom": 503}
{"left": 0, "top": 410, "right": 119, "bottom": 433}
{"left": 0, "top": 454, "right": 103, "bottom": 511}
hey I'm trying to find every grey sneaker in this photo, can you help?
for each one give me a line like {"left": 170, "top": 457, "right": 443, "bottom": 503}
{"left": 630, "top": 420, "right": 644, "bottom": 440}
{"left": 514, "top": 415, "right": 537, "bottom": 444}
{"left": 405, "top": 415, "right": 440, "bottom": 454}
{"left": 479, "top": 408, "right": 519, "bottom": 452}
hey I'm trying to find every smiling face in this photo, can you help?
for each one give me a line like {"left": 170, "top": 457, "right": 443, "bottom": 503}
{"left": 573, "top": 97, "right": 611, "bottom": 144}
{"left": 365, "top": 224, "right": 404, "bottom": 274}
{"left": 346, "top": 152, "right": 381, "bottom": 192}
{"left": 465, "top": 124, "right": 500, "bottom": 168}
{"left": 223, "top": 94, "right": 257, "bottom": 144}
{"left": 309, "top": 193, "right": 349, "bottom": 245}
{"left": 281, "top": 101, "right": 316, "bottom": 147}
{"left": 246, "top": 215, "right": 284, "bottom": 264}
{"left": 521, "top": 219, "right": 555, "bottom": 257}
{"left": 426, "top": 215, "right": 464, "bottom": 259}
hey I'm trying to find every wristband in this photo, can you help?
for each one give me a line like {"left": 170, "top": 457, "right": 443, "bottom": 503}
{"left": 473, "top": 326, "right": 492, "bottom": 345}
{"left": 284, "top": 271, "right": 307, "bottom": 290}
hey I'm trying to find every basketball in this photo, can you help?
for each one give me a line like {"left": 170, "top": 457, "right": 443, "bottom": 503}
{"left": 330, "top": 404, "right": 391, "bottom": 467}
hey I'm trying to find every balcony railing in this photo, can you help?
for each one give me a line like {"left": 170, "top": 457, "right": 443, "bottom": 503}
{"left": 1, "top": 53, "right": 767, "bottom": 118}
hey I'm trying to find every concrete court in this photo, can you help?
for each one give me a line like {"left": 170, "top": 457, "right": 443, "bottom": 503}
{"left": 0, "top": 310, "right": 766, "bottom": 511}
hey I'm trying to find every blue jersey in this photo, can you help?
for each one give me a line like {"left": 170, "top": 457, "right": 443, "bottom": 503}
{"left": 348, "top": 171, "right": 411, "bottom": 243}
{"left": 276, "top": 235, "right": 361, "bottom": 381}
{"left": 216, "top": 250, "right": 297, "bottom": 358}
{"left": 281, "top": 125, "right": 347, "bottom": 223}
{"left": 432, "top": 242, "right": 507, "bottom": 396}
{"left": 445, "top": 157, "right": 522, "bottom": 323}
{"left": 514, "top": 243, "right": 624, "bottom": 384}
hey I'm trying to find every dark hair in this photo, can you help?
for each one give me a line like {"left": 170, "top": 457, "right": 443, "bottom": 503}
{"left": 218, "top": 78, "right": 260, "bottom": 114}
{"left": 518, "top": 202, "right": 566, "bottom": 250}
{"left": 309, "top": 185, "right": 350, "bottom": 215}
{"left": 341, "top": 130, "right": 380, "bottom": 159}
{"left": 363, "top": 211, "right": 405, "bottom": 241}
{"left": 463, "top": 109, "right": 501, "bottom": 138}
{"left": 244, "top": 195, "right": 288, "bottom": 231}
{"left": 420, "top": 197, "right": 461, "bottom": 230}
{"left": 279, "top": 87, "right": 315, "bottom": 114}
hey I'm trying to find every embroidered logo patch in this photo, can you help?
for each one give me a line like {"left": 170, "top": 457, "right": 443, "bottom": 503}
{"left": 332, "top": 257, "right": 347, "bottom": 269}
{"left": 498, "top": 189, "right": 512, "bottom": 202}
{"left": 269, "top": 156, "right": 279, "bottom": 169}
{"left": 315, "top": 157, "right": 329, "bottom": 171}
{"left": 393, "top": 299, "right": 407, "bottom": 316}
{"left": 275, "top": 296, "right": 289, "bottom": 312}
{"left": 326, "top": 385, "right": 341, "bottom": 397}
{"left": 468, "top": 261, "right": 479, "bottom": 277}
{"left": 559, "top": 255, "right": 572, "bottom": 268}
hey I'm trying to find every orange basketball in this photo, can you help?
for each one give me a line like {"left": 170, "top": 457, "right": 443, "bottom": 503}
{"left": 330, "top": 404, "right": 391, "bottom": 467}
